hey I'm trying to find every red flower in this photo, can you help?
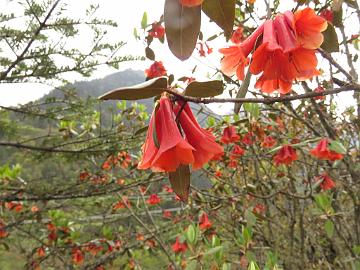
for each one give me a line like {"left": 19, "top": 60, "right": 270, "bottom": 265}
{"left": 221, "top": 125, "right": 240, "bottom": 144}
{"left": 229, "top": 159, "right": 238, "bottom": 168}
{"left": 231, "top": 145, "right": 245, "bottom": 158}
{"left": 145, "top": 61, "right": 167, "bottom": 79}
{"left": 219, "top": 24, "right": 264, "bottom": 80}
{"left": 138, "top": 96, "right": 194, "bottom": 172}
{"left": 72, "top": 248, "right": 84, "bottom": 265}
{"left": 146, "top": 194, "right": 161, "bottom": 205}
{"left": 261, "top": 136, "right": 276, "bottom": 148}
{"left": 113, "top": 196, "right": 131, "bottom": 210}
{"left": 149, "top": 22, "right": 165, "bottom": 39}
{"left": 294, "top": 8, "right": 328, "bottom": 49}
{"left": 317, "top": 173, "right": 336, "bottom": 191}
{"left": 174, "top": 102, "right": 223, "bottom": 169}
{"left": 314, "top": 86, "right": 325, "bottom": 100}
{"left": 241, "top": 132, "right": 254, "bottom": 146}
{"left": 230, "top": 26, "right": 244, "bottom": 44}
{"left": 162, "top": 184, "right": 174, "bottom": 193}
{"left": 199, "top": 212, "right": 212, "bottom": 230}
{"left": 320, "top": 9, "right": 334, "bottom": 23}
{"left": 253, "top": 203, "right": 266, "bottom": 214}
{"left": 163, "top": 210, "right": 172, "bottom": 218}
{"left": 273, "top": 145, "right": 298, "bottom": 166}
{"left": 172, "top": 237, "right": 187, "bottom": 253}
{"left": 180, "top": 0, "right": 203, "bottom": 7}
{"left": 310, "top": 138, "right": 344, "bottom": 161}
{"left": 0, "top": 219, "right": 8, "bottom": 238}
{"left": 37, "top": 247, "right": 46, "bottom": 257}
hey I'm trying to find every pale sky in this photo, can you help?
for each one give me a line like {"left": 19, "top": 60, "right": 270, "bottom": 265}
{"left": 0, "top": 0, "right": 358, "bottom": 112}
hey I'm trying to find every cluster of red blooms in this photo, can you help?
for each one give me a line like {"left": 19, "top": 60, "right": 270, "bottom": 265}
{"left": 138, "top": 96, "right": 223, "bottom": 172}
{"left": 317, "top": 172, "right": 336, "bottom": 191}
{"left": 146, "top": 194, "right": 161, "bottom": 205}
{"left": 145, "top": 61, "right": 167, "bottom": 79}
{"left": 101, "top": 151, "right": 132, "bottom": 170}
{"left": 220, "top": 8, "right": 327, "bottom": 94}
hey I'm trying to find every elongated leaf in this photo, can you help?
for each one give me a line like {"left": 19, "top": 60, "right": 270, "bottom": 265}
{"left": 164, "top": 0, "right": 201, "bottom": 60}
{"left": 141, "top": 12, "right": 148, "bottom": 29}
{"left": 184, "top": 80, "right": 223, "bottom": 97}
{"left": 202, "top": 0, "right": 235, "bottom": 39}
{"left": 234, "top": 69, "right": 251, "bottom": 114}
{"left": 321, "top": 23, "right": 339, "bottom": 53}
{"left": 169, "top": 165, "right": 190, "bottom": 202}
{"left": 325, "top": 220, "right": 334, "bottom": 238}
{"left": 328, "top": 140, "right": 347, "bottom": 154}
{"left": 98, "top": 77, "right": 168, "bottom": 101}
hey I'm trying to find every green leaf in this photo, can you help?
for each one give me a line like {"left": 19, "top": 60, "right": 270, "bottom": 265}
{"left": 222, "top": 263, "right": 231, "bottom": 270}
{"left": 328, "top": 140, "right": 347, "bottom": 154}
{"left": 98, "top": 77, "right": 168, "bottom": 101}
{"left": 243, "top": 103, "right": 260, "bottom": 120}
{"left": 248, "top": 261, "right": 260, "bottom": 270}
{"left": 204, "top": 246, "right": 223, "bottom": 256}
{"left": 184, "top": 80, "right": 224, "bottom": 97}
{"left": 169, "top": 165, "right": 191, "bottom": 202}
{"left": 321, "top": 23, "right": 339, "bottom": 53}
{"left": 186, "top": 224, "right": 197, "bottom": 244}
{"left": 202, "top": 0, "right": 235, "bottom": 39}
{"left": 145, "top": 46, "right": 155, "bottom": 60}
{"left": 141, "top": 12, "right": 148, "bottom": 29}
{"left": 164, "top": 0, "right": 201, "bottom": 60}
{"left": 245, "top": 209, "right": 256, "bottom": 227}
{"left": 324, "top": 220, "right": 334, "bottom": 238}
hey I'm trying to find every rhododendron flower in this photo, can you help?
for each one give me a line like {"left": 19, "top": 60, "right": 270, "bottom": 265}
{"left": 174, "top": 102, "right": 223, "bottom": 169}
{"left": 138, "top": 96, "right": 194, "bottom": 172}
{"left": 72, "top": 248, "right": 84, "bottom": 265}
{"left": 310, "top": 138, "right": 344, "bottom": 161}
{"left": 199, "top": 213, "right": 212, "bottom": 230}
{"left": 231, "top": 145, "right": 245, "bottom": 158}
{"left": 320, "top": 9, "right": 334, "bottom": 22}
{"left": 0, "top": 219, "right": 8, "bottom": 238}
{"left": 113, "top": 196, "right": 131, "bottom": 209}
{"left": 229, "top": 159, "right": 238, "bottom": 168}
{"left": 261, "top": 136, "right": 276, "bottom": 148}
{"left": 242, "top": 132, "right": 254, "bottom": 146}
{"left": 230, "top": 26, "right": 244, "bottom": 44}
{"left": 317, "top": 173, "right": 336, "bottom": 191}
{"left": 162, "top": 184, "right": 174, "bottom": 193}
{"left": 144, "top": 61, "right": 167, "bottom": 79}
{"left": 37, "top": 247, "right": 46, "bottom": 257}
{"left": 163, "top": 210, "right": 172, "bottom": 218}
{"left": 273, "top": 145, "right": 298, "bottom": 166}
{"left": 253, "top": 203, "right": 266, "bottom": 214}
{"left": 147, "top": 194, "right": 161, "bottom": 205}
{"left": 219, "top": 24, "right": 264, "bottom": 80}
{"left": 221, "top": 125, "right": 240, "bottom": 144}
{"left": 149, "top": 22, "right": 165, "bottom": 39}
{"left": 294, "top": 8, "right": 328, "bottom": 49}
{"left": 172, "top": 237, "right": 187, "bottom": 253}
{"left": 180, "top": 0, "right": 203, "bottom": 7}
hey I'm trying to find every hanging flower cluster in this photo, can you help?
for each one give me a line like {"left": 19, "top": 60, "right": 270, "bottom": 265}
{"left": 138, "top": 95, "right": 223, "bottom": 172}
{"left": 220, "top": 8, "right": 327, "bottom": 94}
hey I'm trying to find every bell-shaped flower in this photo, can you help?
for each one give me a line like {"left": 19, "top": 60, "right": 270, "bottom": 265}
{"left": 174, "top": 102, "right": 223, "bottom": 169}
{"left": 138, "top": 96, "right": 194, "bottom": 172}
{"left": 316, "top": 173, "right": 335, "bottom": 191}
{"left": 273, "top": 145, "right": 298, "bottom": 166}
{"left": 199, "top": 212, "right": 212, "bottom": 230}
{"left": 221, "top": 125, "right": 240, "bottom": 144}
{"left": 310, "top": 138, "right": 344, "bottom": 161}
{"left": 294, "top": 7, "right": 328, "bottom": 49}
{"left": 219, "top": 24, "right": 264, "bottom": 80}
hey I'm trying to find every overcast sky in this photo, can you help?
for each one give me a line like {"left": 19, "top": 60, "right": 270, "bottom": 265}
{"left": 0, "top": 0, "right": 358, "bottom": 111}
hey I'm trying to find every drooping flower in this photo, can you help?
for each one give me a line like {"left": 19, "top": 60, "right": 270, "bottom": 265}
{"left": 199, "top": 213, "right": 212, "bottom": 230}
{"left": 163, "top": 210, "right": 172, "bottom": 218}
{"left": 319, "top": 9, "right": 334, "bottom": 23}
{"left": 221, "top": 125, "right": 240, "bottom": 144}
{"left": 317, "top": 173, "right": 336, "bottom": 191}
{"left": 294, "top": 7, "right": 328, "bottom": 49}
{"left": 138, "top": 96, "right": 194, "bottom": 172}
{"left": 180, "top": 0, "right": 204, "bottom": 7}
{"left": 273, "top": 145, "right": 298, "bottom": 166}
{"left": 175, "top": 102, "right": 223, "bottom": 169}
{"left": 230, "top": 26, "right": 244, "bottom": 44}
{"left": 146, "top": 194, "right": 161, "bottom": 205}
{"left": 172, "top": 237, "right": 188, "bottom": 253}
{"left": 148, "top": 22, "right": 165, "bottom": 39}
{"left": 310, "top": 138, "right": 344, "bottom": 161}
{"left": 145, "top": 61, "right": 167, "bottom": 79}
{"left": 253, "top": 203, "right": 266, "bottom": 214}
{"left": 72, "top": 248, "right": 84, "bottom": 265}
{"left": 0, "top": 219, "right": 8, "bottom": 238}
{"left": 241, "top": 132, "right": 255, "bottom": 146}
{"left": 261, "top": 136, "right": 276, "bottom": 148}
{"left": 219, "top": 24, "right": 264, "bottom": 80}
{"left": 230, "top": 145, "right": 245, "bottom": 159}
